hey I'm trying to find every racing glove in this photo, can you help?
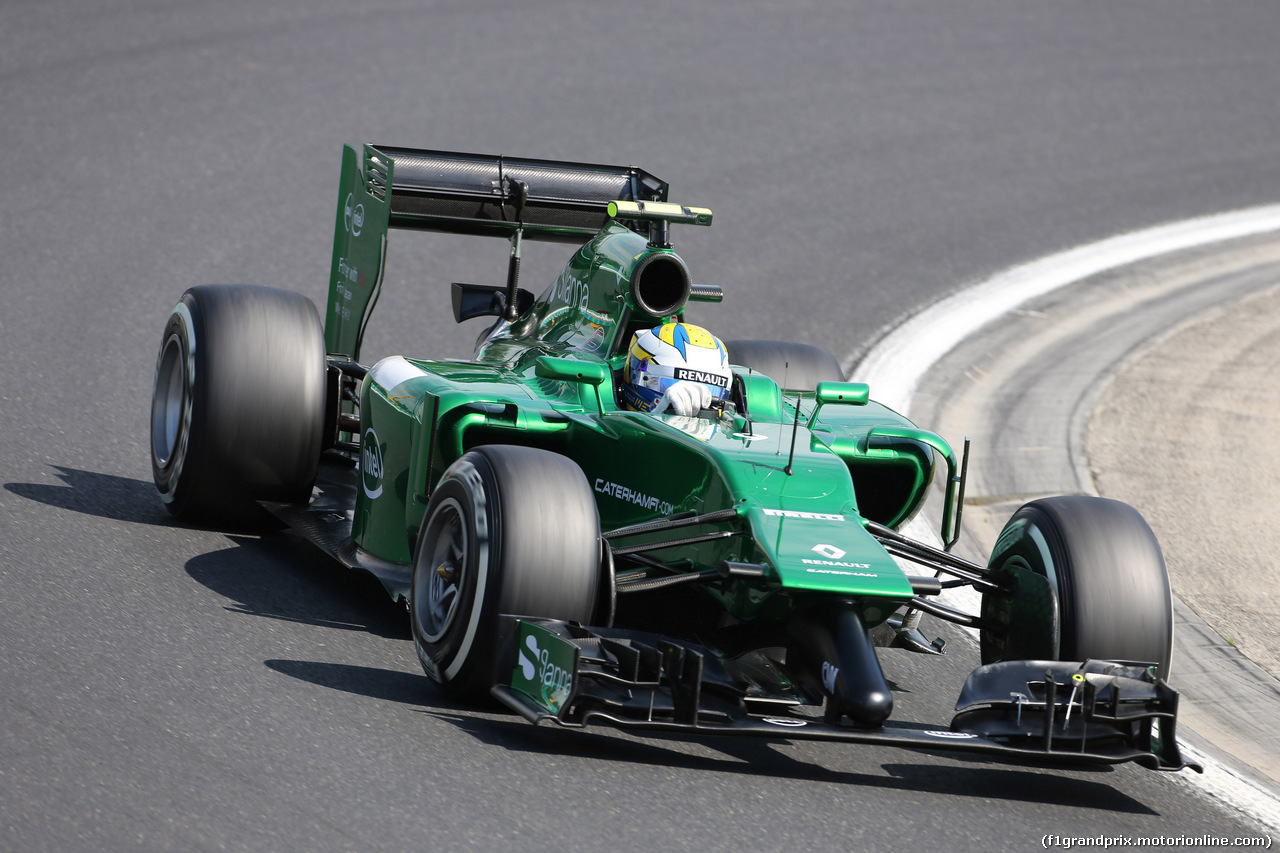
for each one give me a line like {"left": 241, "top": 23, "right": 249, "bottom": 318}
{"left": 655, "top": 381, "right": 712, "bottom": 416}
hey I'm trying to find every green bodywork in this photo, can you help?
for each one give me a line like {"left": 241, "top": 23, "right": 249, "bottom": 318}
{"left": 327, "top": 144, "right": 961, "bottom": 628}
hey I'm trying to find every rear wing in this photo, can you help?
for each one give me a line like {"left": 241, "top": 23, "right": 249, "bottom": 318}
{"left": 326, "top": 144, "right": 668, "bottom": 360}
{"left": 374, "top": 145, "right": 668, "bottom": 241}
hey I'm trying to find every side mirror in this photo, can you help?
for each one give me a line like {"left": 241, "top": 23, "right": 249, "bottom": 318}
{"left": 808, "top": 381, "right": 871, "bottom": 430}
{"left": 815, "top": 381, "right": 870, "bottom": 406}
{"left": 534, "top": 356, "right": 611, "bottom": 386}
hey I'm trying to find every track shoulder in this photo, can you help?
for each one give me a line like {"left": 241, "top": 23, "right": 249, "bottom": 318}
{"left": 877, "top": 230, "right": 1280, "bottom": 801}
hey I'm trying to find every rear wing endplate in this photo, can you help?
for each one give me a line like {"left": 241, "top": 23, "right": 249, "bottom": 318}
{"left": 325, "top": 144, "right": 668, "bottom": 360}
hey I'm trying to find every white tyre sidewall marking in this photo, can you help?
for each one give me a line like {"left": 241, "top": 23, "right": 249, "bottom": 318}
{"left": 442, "top": 458, "right": 490, "bottom": 684}
{"left": 156, "top": 300, "right": 195, "bottom": 504}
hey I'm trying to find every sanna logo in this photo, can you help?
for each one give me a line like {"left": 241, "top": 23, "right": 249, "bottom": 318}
{"left": 514, "top": 623, "right": 575, "bottom": 714}
{"left": 361, "top": 428, "right": 384, "bottom": 499}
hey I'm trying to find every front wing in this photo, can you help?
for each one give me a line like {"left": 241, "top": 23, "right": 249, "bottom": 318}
{"left": 491, "top": 618, "right": 1201, "bottom": 773}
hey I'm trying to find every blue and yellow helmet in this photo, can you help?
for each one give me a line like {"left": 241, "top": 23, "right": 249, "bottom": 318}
{"left": 622, "top": 322, "right": 732, "bottom": 412}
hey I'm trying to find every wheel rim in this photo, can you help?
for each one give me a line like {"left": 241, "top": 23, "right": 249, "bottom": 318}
{"left": 415, "top": 497, "right": 468, "bottom": 643}
{"left": 152, "top": 334, "right": 186, "bottom": 468}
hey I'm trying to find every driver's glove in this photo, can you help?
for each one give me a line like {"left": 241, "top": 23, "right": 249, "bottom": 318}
{"left": 656, "top": 381, "right": 712, "bottom": 416}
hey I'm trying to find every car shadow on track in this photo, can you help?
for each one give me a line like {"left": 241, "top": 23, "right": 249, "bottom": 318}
{"left": 5, "top": 466, "right": 180, "bottom": 526}
{"left": 262, "top": 655, "right": 1155, "bottom": 816}
{"left": 5, "top": 464, "right": 293, "bottom": 535}
{"left": 264, "top": 659, "right": 434, "bottom": 705}
{"left": 6, "top": 467, "right": 411, "bottom": 637}
{"left": 184, "top": 533, "right": 411, "bottom": 640}
{"left": 426, "top": 711, "right": 1156, "bottom": 815}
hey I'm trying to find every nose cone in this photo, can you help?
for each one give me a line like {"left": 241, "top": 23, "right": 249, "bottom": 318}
{"left": 844, "top": 686, "right": 894, "bottom": 726}
{"left": 790, "top": 603, "right": 896, "bottom": 727}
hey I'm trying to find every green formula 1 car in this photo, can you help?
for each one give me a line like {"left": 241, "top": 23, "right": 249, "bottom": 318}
{"left": 150, "top": 144, "right": 1197, "bottom": 772}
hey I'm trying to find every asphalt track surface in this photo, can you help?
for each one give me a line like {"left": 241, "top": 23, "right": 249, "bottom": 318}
{"left": 6, "top": 2, "right": 1280, "bottom": 850}
{"left": 904, "top": 227, "right": 1280, "bottom": 812}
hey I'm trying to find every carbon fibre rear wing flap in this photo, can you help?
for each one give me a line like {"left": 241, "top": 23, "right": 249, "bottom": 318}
{"left": 490, "top": 618, "right": 1201, "bottom": 772}
{"left": 372, "top": 145, "right": 668, "bottom": 241}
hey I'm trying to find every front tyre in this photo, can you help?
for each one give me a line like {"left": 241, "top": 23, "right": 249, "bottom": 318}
{"left": 410, "top": 445, "right": 601, "bottom": 701}
{"left": 982, "top": 495, "right": 1173, "bottom": 678}
{"left": 723, "top": 339, "right": 844, "bottom": 391}
{"left": 150, "top": 284, "right": 326, "bottom": 521}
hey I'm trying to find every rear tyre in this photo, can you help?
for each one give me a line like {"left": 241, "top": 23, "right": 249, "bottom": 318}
{"left": 150, "top": 284, "right": 326, "bottom": 522}
{"left": 410, "top": 445, "right": 601, "bottom": 701}
{"left": 723, "top": 339, "right": 844, "bottom": 391}
{"left": 982, "top": 495, "right": 1173, "bottom": 678}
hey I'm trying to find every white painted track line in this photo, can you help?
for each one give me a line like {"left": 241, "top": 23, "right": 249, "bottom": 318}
{"left": 850, "top": 205, "right": 1280, "bottom": 417}
{"left": 849, "top": 205, "right": 1280, "bottom": 834}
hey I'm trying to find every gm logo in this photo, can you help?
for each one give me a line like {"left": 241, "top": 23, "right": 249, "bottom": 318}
{"left": 811, "top": 543, "right": 846, "bottom": 560}
{"left": 821, "top": 661, "right": 840, "bottom": 694}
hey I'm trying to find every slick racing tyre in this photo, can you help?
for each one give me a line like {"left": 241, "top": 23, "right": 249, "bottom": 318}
{"left": 410, "top": 445, "right": 601, "bottom": 701}
{"left": 724, "top": 339, "right": 844, "bottom": 391}
{"left": 150, "top": 284, "right": 326, "bottom": 522}
{"left": 981, "top": 495, "right": 1174, "bottom": 678}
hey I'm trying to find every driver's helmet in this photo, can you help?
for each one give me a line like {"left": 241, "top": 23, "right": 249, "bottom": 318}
{"left": 621, "top": 322, "right": 732, "bottom": 412}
